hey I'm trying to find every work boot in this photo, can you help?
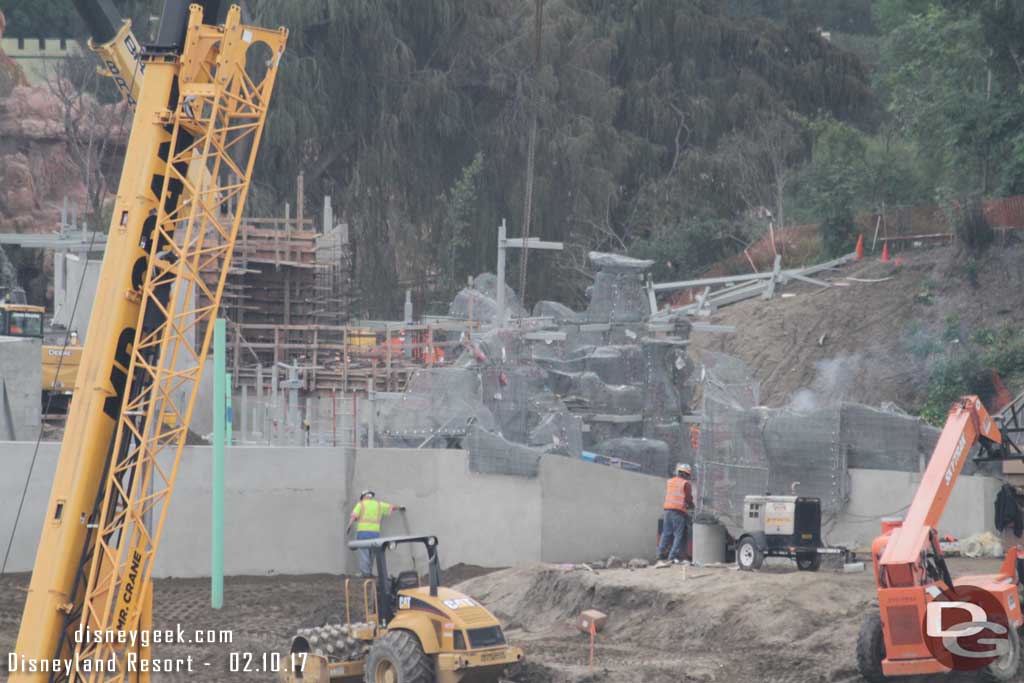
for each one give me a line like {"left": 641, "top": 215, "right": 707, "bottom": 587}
{"left": 654, "top": 560, "right": 671, "bottom": 569}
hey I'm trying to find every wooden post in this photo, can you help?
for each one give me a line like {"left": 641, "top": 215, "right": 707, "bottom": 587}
{"left": 312, "top": 327, "right": 319, "bottom": 391}
{"left": 385, "top": 324, "right": 393, "bottom": 392}
{"left": 296, "top": 172, "right": 304, "bottom": 235}
{"left": 428, "top": 324, "right": 435, "bottom": 367}
{"left": 232, "top": 326, "right": 240, "bottom": 388}
{"left": 343, "top": 326, "right": 350, "bottom": 393}
{"left": 274, "top": 327, "right": 281, "bottom": 367}
{"left": 284, "top": 269, "right": 291, "bottom": 326}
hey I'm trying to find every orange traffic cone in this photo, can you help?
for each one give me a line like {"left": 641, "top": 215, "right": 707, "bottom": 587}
{"left": 854, "top": 234, "right": 864, "bottom": 261}
{"left": 880, "top": 242, "right": 891, "bottom": 263}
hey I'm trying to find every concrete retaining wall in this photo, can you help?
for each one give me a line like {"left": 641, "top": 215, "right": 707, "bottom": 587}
{"left": 0, "top": 441, "right": 1005, "bottom": 577}
{"left": 0, "top": 444, "right": 663, "bottom": 577}
{"left": 829, "top": 468, "right": 1002, "bottom": 548}
{"left": 0, "top": 337, "right": 41, "bottom": 440}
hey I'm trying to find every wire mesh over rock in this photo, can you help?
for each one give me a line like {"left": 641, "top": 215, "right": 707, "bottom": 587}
{"left": 591, "top": 437, "right": 672, "bottom": 477}
{"left": 375, "top": 368, "right": 496, "bottom": 447}
{"left": 529, "top": 411, "right": 584, "bottom": 458}
{"left": 465, "top": 425, "right": 542, "bottom": 477}
{"left": 533, "top": 300, "right": 580, "bottom": 322}
{"left": 696, "top": 351, "right": 967, "bottom": 529}
{"left": 584, "top": 252, "right": 654, "bottom": 323}
{"left": 448, "top": 272, "right": 528, "bottom": 322}
{"left": 381, "top": 261, "right": 696, "bottom": 479}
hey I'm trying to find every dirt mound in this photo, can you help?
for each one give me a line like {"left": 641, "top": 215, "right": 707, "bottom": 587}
{"left": 688, "top": 242, "right": 1024, "bottom": 411}
{"left": 457, "top": 559, "right": 1000, "bottom": 683}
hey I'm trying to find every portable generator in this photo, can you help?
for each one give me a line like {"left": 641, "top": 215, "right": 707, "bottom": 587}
{"left": 735, "top": 494, "right": 842, "bottom": 571}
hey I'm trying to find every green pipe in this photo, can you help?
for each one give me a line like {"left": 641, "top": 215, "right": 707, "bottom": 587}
{"left": 226, "top": 372, "right": 233, "bottom": 447}
{"left": 212, "top": 318, "right": 225, "bottom": 609}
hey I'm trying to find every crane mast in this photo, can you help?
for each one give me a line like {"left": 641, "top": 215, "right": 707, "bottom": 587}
{"left": 12, "top": 3, "right": 286, "bottom": 681}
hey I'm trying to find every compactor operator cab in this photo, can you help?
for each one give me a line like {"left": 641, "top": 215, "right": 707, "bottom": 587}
{"left": 348, "top": 535, "right": 442, "bottom": 626}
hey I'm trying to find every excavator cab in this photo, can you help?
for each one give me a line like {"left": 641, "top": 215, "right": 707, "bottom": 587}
{"left": 0, "top": 288, "right": 44, "bottom": 339}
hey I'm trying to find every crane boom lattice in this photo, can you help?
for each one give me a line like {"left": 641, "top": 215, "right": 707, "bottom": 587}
{"left": 66, "top": 7, "right": 286, "bottom": 680}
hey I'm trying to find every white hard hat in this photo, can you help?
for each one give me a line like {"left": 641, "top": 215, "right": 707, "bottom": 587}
{"left": 676, "top": 463, "right": 692, "bottom": 477}
{"left": 360, "top": 490, "right": 375, "bottom": 499}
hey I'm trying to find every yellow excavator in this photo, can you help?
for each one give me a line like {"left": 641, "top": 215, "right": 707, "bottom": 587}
{"left": 10, "top": 4, "right": 522, "bottom": 683}
{"left": 0, "top": 287, "right": 81, "bottom": 415}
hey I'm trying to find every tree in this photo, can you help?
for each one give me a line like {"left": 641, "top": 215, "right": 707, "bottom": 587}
{"left": 800, "top": 118, "right": 868, "bottom": 256}
{"left": 245, "top": 0, "right": 875, "bottom": 315}
{"left": 1, "top": 0, "right": 78, "bottom": 38}
{"left": 721, "top": 113, "right": 807, "bottom": 233}
{"left": 880, "top": 6, "right": 1003, "bottom": 195}
{"left": 42, "top": 58, "right": 127, "bottom": 228}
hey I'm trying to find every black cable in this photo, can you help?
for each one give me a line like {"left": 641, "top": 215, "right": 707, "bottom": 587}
{"left": 1, "top": 229, "right": 98, "bottom": 575}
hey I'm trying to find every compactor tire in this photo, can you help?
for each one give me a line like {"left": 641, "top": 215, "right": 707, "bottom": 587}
{"left": 364, "top": 630, "right": 432, "bottom": 683}
{"left": 855, "top": 612, "right": 886, "bottom": 683}
{"left": 981, "top": 624, "right": 1021, "bottom": 683}
{"left": 796, "top": 552, "right": 821, "bottom": 572}
{"left": 736, "top": 537, "right": 763, "bottom": 571}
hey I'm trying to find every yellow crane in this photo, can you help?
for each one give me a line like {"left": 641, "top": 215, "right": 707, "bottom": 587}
{"left": 10, "top": 3, "right": 287, "bottom": 681}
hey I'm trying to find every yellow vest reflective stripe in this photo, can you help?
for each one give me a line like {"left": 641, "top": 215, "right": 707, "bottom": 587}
{"left": 355, "top": 499, "right": 390, "bottom": 532}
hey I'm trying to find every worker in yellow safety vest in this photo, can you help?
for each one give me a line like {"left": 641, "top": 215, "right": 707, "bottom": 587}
{"left": 347, "top": 490, "right": 404, "bottom": 577}
{"left": 655, "top": 463, "right": 693, "bottom": 567}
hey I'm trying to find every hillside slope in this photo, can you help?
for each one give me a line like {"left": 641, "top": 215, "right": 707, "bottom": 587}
{"left": 688, "top": 242, "right": 1024, "bottom": 413}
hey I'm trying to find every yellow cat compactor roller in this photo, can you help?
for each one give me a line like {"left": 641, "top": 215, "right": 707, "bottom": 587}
{"left": 284, "top": 535, "right": 523, "bottom": 683}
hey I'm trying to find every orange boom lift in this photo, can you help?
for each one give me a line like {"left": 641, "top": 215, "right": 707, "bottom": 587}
{"left": 857, "top": 396, "right": 1024, "bottom": 681}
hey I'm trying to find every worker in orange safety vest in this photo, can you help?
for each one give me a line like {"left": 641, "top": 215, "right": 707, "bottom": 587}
{"left": 655, "top": 463, "right": 693, "bottom": 567}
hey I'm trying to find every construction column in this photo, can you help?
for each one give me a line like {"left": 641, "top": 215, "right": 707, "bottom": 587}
{"left": 212, "top": 318, "right": 226, "bottom": 608}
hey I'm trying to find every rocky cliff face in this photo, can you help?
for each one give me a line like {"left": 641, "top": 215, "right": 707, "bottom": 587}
{"left": 0, "top": 11, "right": 129, "bottom": 300}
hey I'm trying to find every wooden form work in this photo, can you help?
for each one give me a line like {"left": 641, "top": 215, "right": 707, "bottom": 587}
{"left": 226, "top": 321, "right": 478, "bottom": 395}
{"left": 197, "top": 173, "right": 357, "bottom": 382}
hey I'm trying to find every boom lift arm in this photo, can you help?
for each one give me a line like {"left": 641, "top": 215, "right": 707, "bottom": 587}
{"left": 878, "top": 396, "right": 1012, "bottom": 587}
{"left": 11, "top": 3, "right": 286, "bottom": 682}
{"left": 860, "top": 396, "right": 1024, "bottom": 680}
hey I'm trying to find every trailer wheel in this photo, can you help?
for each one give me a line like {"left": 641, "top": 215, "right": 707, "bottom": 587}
{"left": 796, "top": 552, "right": 821, "bottom": 572}
{"left": 365, "top": 630, "right": 432, "bottom": 683}
{"left": 736, "top": 537, "right": 763, "bottom": 571}
{"left": 981, "top": 623, "right": 1021, "bottom": 682}
{"left": 855, "top": 612, "right": 886, "bottom": 683}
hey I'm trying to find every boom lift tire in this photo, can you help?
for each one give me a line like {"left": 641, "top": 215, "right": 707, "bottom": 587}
{"left": 855, "top": 611, "right": 886, "bottom": 683}
{"left": 796, "top": 552, "right": 821, "bottom": 572}
{"left": 980, "top": 625, "right": 1021, "bottom": 683}
{"left": 736, "top": 536, "right": 763, "bottom": 571}
{"left": 364, "top": 630, "right": 432, "bottom": 683}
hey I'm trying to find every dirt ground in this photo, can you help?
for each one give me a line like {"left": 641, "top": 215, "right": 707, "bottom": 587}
{"left": 0, "top": 558, "right": 1012, "bottom": 683}
{"left": 688, "top": 241, "right": 1024, "bottom": 410}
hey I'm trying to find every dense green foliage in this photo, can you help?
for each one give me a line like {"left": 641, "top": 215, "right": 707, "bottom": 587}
{"left": 1, "top": 0, "right": 80, "bottom": 37}
{"left": 248, "top": 0, "right": 873, "bottom": 313}
{"left": 0, "top": 0, "right": 154, "bottom": 38}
